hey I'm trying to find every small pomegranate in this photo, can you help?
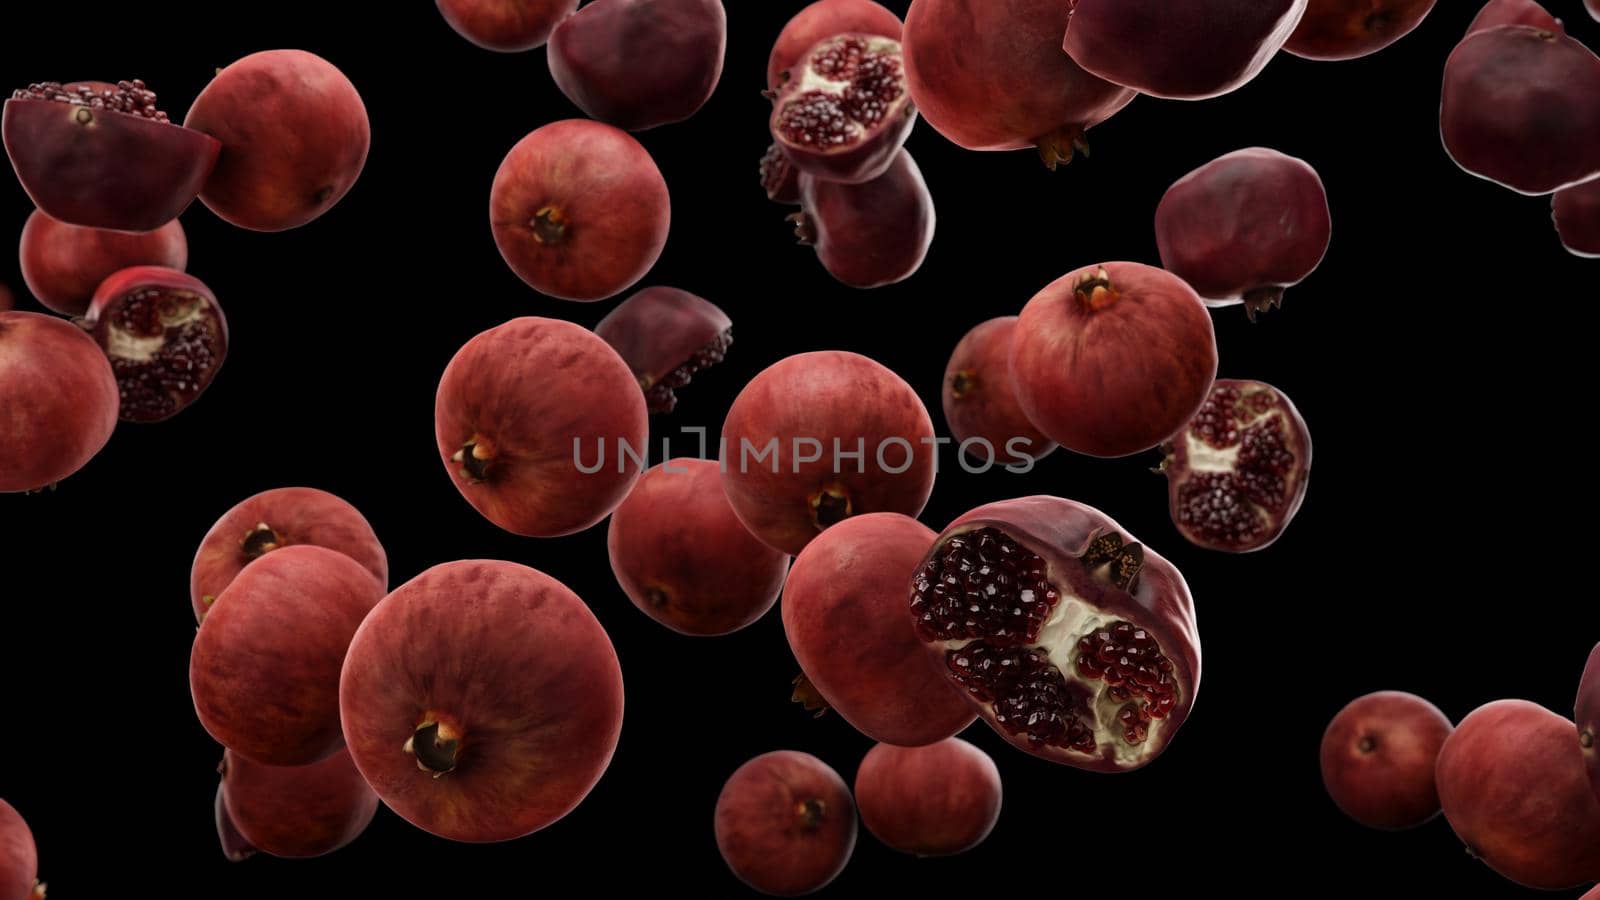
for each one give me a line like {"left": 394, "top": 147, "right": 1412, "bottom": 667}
{"left": 1467, "top": 0, "right": 1563, "bottom": 33}
{"left": 1554, "top": 179, "right": 1600, "bottom": 258}
{"left": 714, "top": 751, "right": 856, "bottom": 896}
{"left": 548, "top": 0, "right": 726, "bottom": 131}
{"left": 791, "top": 148, "right": 935, "bottom": 289}
{"left": 1011, "top": 262, "right": 1218, "bottom": 458}
{"left": 760, "top": 143, "right": 800, "bottom": 204}
{"left": 1285, "top": 0, "right": 1438, "bottom": 60}
{"left": 593, "top": 286, "right": 732, "bottom": 414}
{"left": 18, "top": 210, "right": 187, "bottom": 317}
{"left": 0, "top": 798, "right": 40, "bottom": 900}
{"left": 1576, "top": 644, "right": 1600, "bottom": 801}
{"left": 2, "top": 79, "right": 219, "bottom": 232}
{"left": 1160, "top": 380, "right": 1312, "bottom": 554}
{"left": 854, "top": 738, "right": 1002, "bottom": 857}
{"left": 911, "top": 496, "right": 1201, "bottom": 771}
{"left": 942, "top": 317, "right": 1056, "bottom": 465}
{"left": 216, "top": 748, "right": 378, "bottom": 859}
{"left": 769, "top": 33, "right": 916, "bottom": 185}
{"left": 768, "top": 0, "right": 903, "bottom": 92}
{"left": 0, "top": 311, "right": 119, "bottom": 493}
{"left": 1154, "top": 148, "right": 1332, "bottom": 318}
{"left": 436, "top": 0, "right": 578, "bottom": 52}
{"left": 78, "top": 265, "right": 227, "bottom": 423}
{"left": 1320, "top": 691, "right": 1453, "bottom": 830}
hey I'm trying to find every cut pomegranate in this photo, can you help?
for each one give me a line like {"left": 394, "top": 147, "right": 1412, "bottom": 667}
{"left": 770, "top": 33, "right": 916, "bottom": 185}
{"left": 1467, "top": 0, "right": 1563, "bottom": 34}
{"left": 593, "top": 287, "right": 731, "bottom": 414}
{"left": 79, "top": 266, "right": 228, "bottom": 423}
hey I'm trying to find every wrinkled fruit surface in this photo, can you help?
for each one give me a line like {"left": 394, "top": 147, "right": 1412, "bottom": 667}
{"left": 1320, "top": 691, "right": 1453, "bottom": 830}
{"left": 792, "top": 148, "right": 935, "bottom": 288}
{"left": 768, "top": 0, "right": 903, "bottom": 91}
{"left": 19, "top": 211, "right": 186, "bottom": 317}
{"left": 0, "top": 798, "right": 39, "bottom": 900}
{"left": 594, "top": 286, "right": 732, "bottom": 414}
{"left": 943, "top": 317, "right": 1057, "bottom": 465}
{"left": 715, "top": 751, "right": 856, "bottom": 895}
{"left": 0, "top": 311, "right": 119, "bottom": 493}
{"left": 1577, "top": 644, "right": 1600, "bottom": 801}
{"left": 770, "top": 33, "right": 916, "bottom": 184}
{"left": 80, "top": 265, "right": 227, "bottom": 423}
{"left": 1286, "top": 0, "right": 1437, "bottom": 60}
{"left": 854, "top": 738, "right": 1002, "bottom": 856}
{"left": 549, "top": 0, "right": 726, "bottom": 131}
{"left": 217, "top": 748, "right": 378, "bottom": 859}
{"left": 436, "top": 0, "right": 578, "bottom": 51}
{"left": 1554, "top": 179, "right": 1600, "bottom": 258}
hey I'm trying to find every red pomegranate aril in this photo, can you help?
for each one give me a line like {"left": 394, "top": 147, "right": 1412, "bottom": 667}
{"left": 1577, "top": 644, "right": 1600, "bottom": 801}
{"left": 1320, "top": 691, "right": 1453, "bottom": 830}
{"left": 1467, "top": 0, "right": 1563, "bottom": 34}
{"left": 714, "top": 751, "right": 856, "bottom": 895}
{"left": 768, "top": 0, "right": 903, "bottom": 92}
{"left": 1554, "top": 179, "right": 1600, "bottom": 258}
{"left": 436, "top": 0, "right": 578, "bottom": 51}
{"left": 770, "top": 33, "right": 916, "bottom": 185}
{"left": 80, "top": 266, "right": 227, "bottom": 423}
{"left": 548, "top": 0, "right": 726, "bottom": 131}
{"left": 792, "top": 148, "right": 935, "bottom": 289}
{"left": 594, "top": 287, "right": 732, "bottom": 415}
{"left": 853, "top": 739, "right": 1002, "bottom": 857}
{"left": 0, "top": 311, "right": 120, "bottom": 493}
{"left": 19, "top": 211, "right": 187, "bottom": 317}
{"left": 217, "top": 748, "right": 378, "bottom": 859}
{"left": 1285, "top": 0, "right": 1437, "bottom": 60}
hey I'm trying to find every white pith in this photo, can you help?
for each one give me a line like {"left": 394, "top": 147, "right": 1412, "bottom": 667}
{"left": 1182, "top": 402, "right": 1294, "bottom": 524}
{"left": 104, "top": 291, "right": 203, "bottom": 362}
{"left": 780, "top": 36, "right": 902, "bottom": 149}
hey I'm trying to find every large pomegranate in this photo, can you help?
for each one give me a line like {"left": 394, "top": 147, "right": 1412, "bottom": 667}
{"left": 1554, "top": 179, "right": 1600, "bottom": 258}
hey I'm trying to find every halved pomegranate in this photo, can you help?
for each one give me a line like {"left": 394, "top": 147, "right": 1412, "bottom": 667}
{"left": 78, "top": 266, "right": 228, "bottom": 423}
{"left": 593, "top": 286, "right": 732, "bottom": 415}
{"left": 769, "top": 33, "right": 916, "bottom": 185}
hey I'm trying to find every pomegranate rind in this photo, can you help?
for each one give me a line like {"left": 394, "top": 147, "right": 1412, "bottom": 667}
{"left": 1467, "top": 0, "right": 1564, "bottom": 34}
{"left": 794, "top": 148, "right": 936, "bottom": 289}
{"left": 1554, "top": 180, "right": 1600, "bottom": 258}
{"left": 1577, "top": 644, "right": 1600, "bottom": 802}
{"left": 1284, "top": 0, "right": 1437, "bottom": 61}
{"left": 768, "top": 0, "right": 904, "bottom": 91}
{"left": 213, "top": 785, "right": 258, "bottom": 862}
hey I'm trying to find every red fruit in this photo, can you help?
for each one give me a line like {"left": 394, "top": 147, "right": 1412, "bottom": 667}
{"left": 1285, "top": 0, "right": 1437, "bottom": 60}
{"left": 782, "top": 514, "right": 975, "bottom": 746}
{"left": 1155, "top": 148, "right": 1332, "bottom": 318}
{"left": 593, "top": 286, "right": 732, "bottom": 414}
{"left": 436, "top": 0, "right": 578, "bottom": 51}
{"left": 214, "top": 784, "right": 255, "bottom": 862}
{"left": 2, "top": 79, "right": 219, "bottom": 232}
{"left": 18, "top": 211, "right": 186, "bottom": 317}
{"left": 1467, "top": 0, "right": 1563, "bottom": 33}
{"left": 1577, "top": 644, "right": 1600, "bottom": 801}
{"left": 1160, "top": 380, "right": 1312, "bottom": 554}
{"left": 714, "top": 751, "right": 856, "bottom": 896}
{"left": 943, "top": 317, "right": 1057, "bottom": 465}
{"left": 721, "top": 350, "right": 937, "bottom": 555}
{"left": 1441, "top": 26, "right": 1600, "bottom": 195}
{"left": 1320, "top": 691, "right": 1453, "bottom": 830}
{"left": 79, "top": 265, "right": 227, "bottom": 423}
{"left": 0, "top": 799, "right": 40, "bottom": 900}
{"left": 768, "top": 0, "right": 903, "bottom": 92}
{"left": 216, "top": 748, "right": 378, "bottom": 859}
{"left": 490, "top": 119, "right": 670, "bottom": 302}
{"left": 340, "top": 560, "right": 624, "bottom": 842}
{"left": 910, "top": 496, "right": 1201, "bottom": 771}
{"left": 1012, "top": 262, "right": 1218, "bottom": 458}
{"left": 190, "top": 545, "right": 385, "bottom": 766}
{"left": 1436, "top": 700, "right": 1600, "bottom": 889}
{"left": 189, "top": 486, "right": 388, "bottom": 623}
{"left": 607, "top": 458, "right": 790, "bottom": 636}
{"left": 435, "top": 317, "right": 647, "bottom": 537}
{"left": 1590, "top": 0, "right": 1600, "bottom": 22}
{"left": 0, "top": 311, "right": 119, "bottom": 493}
{"left": 770, "top": 33, "right": 916, "bottom": 185}
{"left": 791, "top": 149, "right": 935, "bottom": 289}
{"left": 854, "top": 738, "right": 1002, "bottom": 856}
{"left": 1064, "top": 0, "right": 1308, "bottom": 100}
{"left": 902, "top": 0, "right": 1134, "bottom": 166}
{"left": 549, "top": 0, "right": 726, "bottom": 131}
{"left": 760, "top": 143, "right": 800, "bottom": 204}
{"left": 1554, "top": 179, "right": 1600, "bottom": 258}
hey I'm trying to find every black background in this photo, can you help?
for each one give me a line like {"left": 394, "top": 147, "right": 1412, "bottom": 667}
{"left": 3, "top": 1, "right": 1597, "bottom": 895}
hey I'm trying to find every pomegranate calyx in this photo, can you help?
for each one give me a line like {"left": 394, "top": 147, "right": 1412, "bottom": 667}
{"left": 791, "top": 674, "right": 830, "bottom": 717}
{"left": 407, "top": 719, "right": 462, "bottom": 777}
{"left": 1073, "top": 268, "right": 1121, "bottom": 311}
{"left": 531, "top": 206, "right": 569, "bottom": 245}
{"left": 795, "top": 798, "right": 828, "bottom": 830}
{"left": 809, "top": 486, "right": 852, "bottom": 530}
{"left": 240, "top": 523, "right": 284, "bottom": 559}
{"left": 1242, "top": 286, "right": 1286, "bottom": 322}
{"left": 1036, "top": 126, "right": 1092, "bottom": 171}
{"left": 788, "top": 211, "right": 818, "bottom": 245}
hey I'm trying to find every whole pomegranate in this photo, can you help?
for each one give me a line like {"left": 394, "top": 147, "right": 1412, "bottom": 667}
{"left": 1320, "top": 691, "right": 1453, "bottom": 830}
{"left": 768, "top": 0, "right": 903, "bottom": 92}
{"left": 1285, "top": 0, "right": 1437, "bottom": 60}
{"left": 79, "top": 265, "right": 228, "bottom": 423}
{"left": 0, "top": 311, "right": 119, "bottom": 493}
{"left": 1554, "top": 179, "right": 1600, "bottom": 258}
{"left": 854, "top": 738, "right": 1002, "bottom": 856}
{"left": 0, "top": 798, "right": 40, "bottom": 900}
{"left": 942, "top": 317, "right": 1057, "bottom": 465}
{"left": 714, "top": 751, "right": 856, "bottom": 895}
{"left": 791, "top": 148, "right": 935, "bottom": 288}
{"left": 769, "top": 33, "right": 916, "bottom": 185}
{"left": 18, "top": 210, "right": 187, "bottom": 317}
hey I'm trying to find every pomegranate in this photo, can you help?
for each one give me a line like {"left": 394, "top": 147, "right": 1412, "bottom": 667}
{"left": 0, "top": 799, "right": 40, "bottom": 900}
{"left": 1154, "top": 148, "right": 1332, "bottom": 318}
{"left": 1577, "top": 644, "right": 1600, "bottom": 801}
{"left": 1467, "top": 0, "right": 1563, "bottom": 33}
{"left": 490, "top": 119, "right": 670, "bottom": 302}
{"left": 943, "top": 317, "right": 1056, "bottom": 465}
{"left": 714, "top": 751, "right": 856, "bottom": 895}
{"left": 791, "top": 148, "right": 935, "bottom": 288}
{"left": 768, "top": 0, "right": 903, "bottom": 92}
{"left": 1436, "top": 699, "right": 1600, "bottom": 889}
{"left": 216, "top": 748, "right": 378, "bottom": 859}
{"left": 910, "top": 496, "right": 1201, "bottom": 771}
{"left": 760, "top": 143, "right": 800, "bottom": 204}
{"left": 769, "top": 33, "right": 916, "bottom": 185}
{"left": 1285, "top": 0, "right": 1438, "bottom": 60}
{"left": 1160, "top": 380, "right": 1312, "bottom": 554}
{"left": 435, "top": 317, "right": 648, "bottom": 537}
{"left": 0, "top": 311, "right": 119, "bottom": 493}
{"left": 2, "top": 79, "right": 218, "bottom": 232}
{"left": 854, "top": 738, "right": 1002, "bottom": 856}
{"left": 214, "top": 786, "right": 255, "bottom": 862}
{"left": 78, "top": 265, "right": 227, "bottom": 423}
{"left": 1590, "top": 0, "right": 1600, "bottom": 22}
{"left": 901, "top": 0, "right": 1134, "bottom": 166}
{"left": 340, "top": 560, "right": 624, "bottom": 842}
{"left": 1011, "top": 262, "right": 1218, "bottom": 458}
{"left": 18, "top": 211, "right": 186, "bottom": 317}
{"left": 436, "top": 0, "right": 578, "bottom": 51}
{"left": 593, "top": 286, "right": 732, "bottom": 414}
{"left": 1554, "top": 179, "right": 1600, "bottom": 258}
{"left": 720, "top": 350, "right": 937, "bottom": 555}
{"left": 1320, "top": 691, "right": 1453, "bottom": 830}
{"left": 549, "top": 0, "right": 726, "bottom": 131}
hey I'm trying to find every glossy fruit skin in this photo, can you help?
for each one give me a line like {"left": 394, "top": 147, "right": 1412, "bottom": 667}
{"left": 792, "top": 149, "right": 935, "bottom": 289}
{"left": 0, "top": 798, "right": 38, "bottom": 900}
{"left": 435, "top": 317, "right": 647, "bottom": 537}
{"left": 1155, "top": 148, "right": 1332, "bottom": 317}
{"left": 769, "top": 34, "right": 916, "bottom": 185}
{"left": 18, "top": 211, "right": 186, "bottom": 316}
{"left": 1577, "top": 644, "right": 1600, "bottom": 800}
{"left": 549, "top": 0, "right": 726, "bottom": 131}
{"left": 782, "top": 514, "right": 975, "bottom": 746}
{"left": 854, "top": 738, "right": 1002, "bottom": 856}
{"left": 715, "top": 751, "right": 856, "bottom": 896}
{"left": 1285, "top": 0, "right": 1437, "bottom": 60}
{"left": 1554, "top": 179, "right": 1600, "bottom": 258}
{"left": 189, "top": 486, "right": 388, "bottom": 623}
{"left": 490, "top": 119, "right": 670, "bottom": 302}
{"left": 0, "top": 311, "right": 119, "bottom": 493}
{"left": 1436, "top": 699, "right": 1600, "bottom": 889}
{"left": 721, "top": 351, "right": 937, "bottom": 556}
{"left": 79, "top": 265, "right": 228, "bottom": 423}
{"left": 218, "top": 748, "right": 378, "bottom": 859}
{"left": 768, "top": 0, "right": 903, "bottom": 91}
{"left": 1320, "top": 691, "right": 1453, "bottom": 830}
{"left": 340, "top": 560, "right": 624, "bottom": 843}
{"left": 593, "top": 286, "right": 732, "bottom": 414}
{"left": 943, "top": 317, "right": 1056, "bottom": 464}
{"left": 902, "top": 0, "right": 1134, "bottom": 166}
{"left": 1467, "top": 0, "right": 1563, "bottom": 33}
{"left": 607, "top": 458, "right": 790, "bottom": 636}
{"left": 436, "top": 0, "right": 578, "bottom": 51}
{"left": 1012, "top": 262, "right": 1218, "bottom": 458}
{"left": 190, "top": 545, "right": 386, "bottom": 766}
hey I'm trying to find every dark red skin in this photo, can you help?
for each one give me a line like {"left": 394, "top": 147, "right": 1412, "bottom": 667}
{"left": 593, "top": 286, "right": 732, "bottom": 414}
{"left": 80, "top": 265, "right": 228, "bottom": 423}
{"left": 902, "top": 0, "right": 1134, "bottom": 166}
{"left": 854, "top": 738, "right": 1002, "bottom": 856}
{"left": 792, "top": 149, "right": 935, "bottom": 289}
{"left": 761, "top": 144, "right": 801, "bottom": 204}
{"left": 435, "top": 317, "right": 647, "bottom": 537}
{"left": 184, "top": 51, "right": 370, "bottom": 232}
{"left": 0, "top": 799, "right": 38, "bottom": 900}
{"left": 1320, "top": 691, "right": 1453, "bottom": 830}
{"left": 214, "top": 785, "right": 256, "bottom": 862}
{"left": 782, "top": 514, "right": 975, "bottom": 747}
{"left": 944, "top": 317, "right": 1056, "bottom": 465}
{"left": 720, "top": 350, "right": 937, "bottom": 556}
{"left": 607, "top": 458, "right": 790, "bottom": 636}
{"left": 1285, "top": 0, "right": 1437, "bottom": 60}
{"left": 770, "top": 34, "right": 916, "bottom": 185}
{"left": 1467, "top": 0, "right": 1563, "bottom": 33}
{"left": 490, "top": 119, "right": 671, "bottom": 302}
{"left": 437, "top": 0, "right": 578, "bottom": 51}
{"left": 549, "top": 0, "right": 726, "bottom": 131}
{"left": 1589, "top": 0, "right": 1600, "bottom": 22}
{"left": 767, "top": 0, "right": 903, "bottom": 92}
{"left": 714, "top": 751, "right": 856, "bottom": 896}
{"left": 218, "top": 748, "right": 378, "bottom": 859}
{"left": 1436, "top": 699, "right": 1600, "bottom": 889}
{"left": 1012, "top": 262, "right": 1218, "bottom": 458}
{"left": 190, "top": 545, "right": 385, "bottom": 766}
{"left": 1441, "top": 25, "right": 1600, "bottom": 196}
{"left": 339, "top": 560, "right": 624, "bottom": 843}
{"left": 189, "top": 486, "right": 388, "bottom": 623}
{"left": 1576, "top": 643, "right": 1600, "bottom": 801}
{"left": 0, "top": 311, "right": 118, "bottom": 493}
{"left": 1156, "top": 148, "right": 1332, "bottom": 317}
{"left": 1065, "top": 0, "right": 1308, "bottom": 100}
{"left": 1554, "top": 178, "right": 1600, "bottom": 258}
{"left": 18, "top": 211, "right": 186, "bottom": 316}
